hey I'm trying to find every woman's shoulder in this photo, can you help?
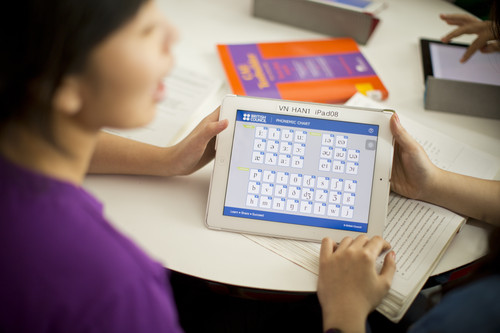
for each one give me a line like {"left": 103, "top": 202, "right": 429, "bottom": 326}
{"left": 0, "top": 155, "right": 180, "bottom": 332}
{"left": 0, "top": 152, "right": 164, "bottom": 288}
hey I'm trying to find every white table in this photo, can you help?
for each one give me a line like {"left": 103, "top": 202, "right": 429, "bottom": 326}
{"left": 84, "top": 0, "right": 500, "bottom": 292}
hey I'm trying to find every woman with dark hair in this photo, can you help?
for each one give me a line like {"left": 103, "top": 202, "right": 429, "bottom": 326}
{"left": 0, "top": 0, "right": 227, "bottom": 331}
{"left": 317, "top": 2, "right": 500, "bottom": 332}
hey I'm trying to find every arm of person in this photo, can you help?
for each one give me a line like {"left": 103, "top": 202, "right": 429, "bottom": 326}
{"left": 88, "top": 107, "right": 228, "bottom": 177}
{"left": 317, "top": 236, "right": 396, "bottom": 333}
{"left": 390, "top": 114, "right": 500, "bottom": 226}
{"left": 440, "top": 13, "right": 499, "bottom": 63}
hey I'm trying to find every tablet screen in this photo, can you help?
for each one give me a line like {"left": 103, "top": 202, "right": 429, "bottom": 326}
{"left": 222, "top": 109, "right": 379, "bottom": 233}
{"left": 428, "top": 42, "right": 500, "bottom": 86}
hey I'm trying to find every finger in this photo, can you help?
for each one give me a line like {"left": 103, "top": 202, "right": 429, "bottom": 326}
{"left": 390, "top": 113, "right": 414, "bottom": 150}
{"left": 336, "top": 236, "right": 353, "bottom": 251}
{"left": 320, "top": 237, "right": 336, "bottom": 259}
{"left": 351, "top": 234, "right": 369, "bottom": 248}
{"left": 198, "top": 118, "right": 229, "bottom": 145}
{"left": 389, "top": 144, "right": 402, "bottom": 191}
{"left": 460, "top": 35, "right": 488, "bottom": 62}
{"left": 379, "top": 251, "right": 397, "bottom": 284}
{"left": 215, "top": 118, "right": 229, "bottom": 133}
{"left": 364, "top": 236, "right": 391, "bottom": 256}
{"left": 441, "top": 26, "right": 469, "bottom": 43}
{"left": 440, "top": 13, "right": 478, "bottom": 26}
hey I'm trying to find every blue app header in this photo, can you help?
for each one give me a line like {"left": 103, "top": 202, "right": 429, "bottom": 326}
{"left": 236, "top": 110, "right": 379, "bottom": 136}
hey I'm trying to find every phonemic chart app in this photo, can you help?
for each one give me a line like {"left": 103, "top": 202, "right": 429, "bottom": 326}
{"left": 223, "top": 110, "right": 379, "bottom": 232}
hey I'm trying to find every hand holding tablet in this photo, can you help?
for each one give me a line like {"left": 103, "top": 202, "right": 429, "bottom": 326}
{"left": 206, "top": 95, "right": 395, "bottom": 242}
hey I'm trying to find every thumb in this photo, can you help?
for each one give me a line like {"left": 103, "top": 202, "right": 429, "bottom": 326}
{"left": 198, "top": 118, "right": 228, "bottom": 145}
{"left": 211, "top": 118, "right": 229, "bottom": 137}
{"left": 390, "top": 113, "right": 414, "bottom": 150}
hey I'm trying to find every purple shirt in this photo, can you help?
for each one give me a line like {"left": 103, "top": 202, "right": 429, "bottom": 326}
{"left": 0, "top": 155, "right": 183, "bottom": 332}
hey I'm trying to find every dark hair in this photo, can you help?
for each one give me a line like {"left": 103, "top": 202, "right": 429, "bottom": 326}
{"left": 0, "top": 0, "right": 149, "bottom": 146}
{"left": 493, "top": 0, "right": 500, "bottom": 40}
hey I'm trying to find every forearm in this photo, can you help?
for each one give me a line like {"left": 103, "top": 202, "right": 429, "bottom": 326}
{"left": 88, "top": 132, "right": 176, "bottom": 177}
{"left": 421, "top": 169, "right": 500, "bottom": 225}
{"left": 322, "top": 306, "right": 366, "bottom": 333}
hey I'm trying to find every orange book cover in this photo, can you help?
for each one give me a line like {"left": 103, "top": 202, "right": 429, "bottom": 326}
{"left": 217, "top": 38, "right": 388, "bottom": 103}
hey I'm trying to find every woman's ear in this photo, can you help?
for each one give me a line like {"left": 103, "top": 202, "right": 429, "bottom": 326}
{"left": 52, "top": 76, "right": 83, "bottom": 116}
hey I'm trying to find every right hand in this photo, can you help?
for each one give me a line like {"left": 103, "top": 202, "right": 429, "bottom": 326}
{"left": 166, "top": 107, "right": 228, "bottom": 176}
{"left": 317, "top": 236, "right": 396, "bottom": 332}
{"left": 440, "top": 13, "right": 498, "bottom": 62}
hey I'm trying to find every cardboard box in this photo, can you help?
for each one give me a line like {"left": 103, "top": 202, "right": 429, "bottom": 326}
{"left": 252, "top": 0, "right": 380, "bottom": 45}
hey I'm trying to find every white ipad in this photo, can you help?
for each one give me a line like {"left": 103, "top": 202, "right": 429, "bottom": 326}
{"left": 206, "top": 95, "right": 394, "bottom": 242}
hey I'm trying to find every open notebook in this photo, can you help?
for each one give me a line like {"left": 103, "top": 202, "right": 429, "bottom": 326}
{"left": 245, "top": 93, "right": 500, "bottom": 322}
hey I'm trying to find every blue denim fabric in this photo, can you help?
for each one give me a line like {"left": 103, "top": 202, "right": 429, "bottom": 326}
{"left": 408, "top": 275, "right": 500, "bottom": 333}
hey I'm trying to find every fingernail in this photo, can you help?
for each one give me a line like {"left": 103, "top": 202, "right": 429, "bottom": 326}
{"left": 394, "top": 113, "right": 400, "bottom": 124}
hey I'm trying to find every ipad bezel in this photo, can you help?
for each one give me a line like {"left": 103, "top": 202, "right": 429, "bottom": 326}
{"left": 420, "top": 38, "right": 469, "bottom": 81}
{"left": 206, "top": 95, "right": 394, "bottom": 243}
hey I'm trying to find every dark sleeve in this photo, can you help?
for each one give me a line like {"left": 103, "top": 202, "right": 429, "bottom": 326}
{"left": 408, "top": 276, "right": 500, "bottom": 333}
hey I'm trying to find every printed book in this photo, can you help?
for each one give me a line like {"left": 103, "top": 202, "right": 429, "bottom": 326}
{"left": 217, "top": 38, "right": 388, "bottom": 103}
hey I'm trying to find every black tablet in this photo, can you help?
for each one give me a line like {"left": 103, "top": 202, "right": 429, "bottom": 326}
{"left": 420, "top": 38, "right": 500, "bottom": 86}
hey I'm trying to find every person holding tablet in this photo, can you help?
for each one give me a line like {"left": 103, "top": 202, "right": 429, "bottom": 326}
{"left": 319, "top": 2, "right": 500, "bottom": 331}
{"left": 318, "top": 112, "right": 500, "bottom": 332}
{"left": 0, "top": 0, "right": 227, "bottom": 331}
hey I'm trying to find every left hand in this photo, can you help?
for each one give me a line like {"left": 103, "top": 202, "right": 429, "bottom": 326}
{"left": 167, "top": 107, "right": 228, "bottom": 176}
{"left": 390, "top": 114, "right": 439, "bottom": 201}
